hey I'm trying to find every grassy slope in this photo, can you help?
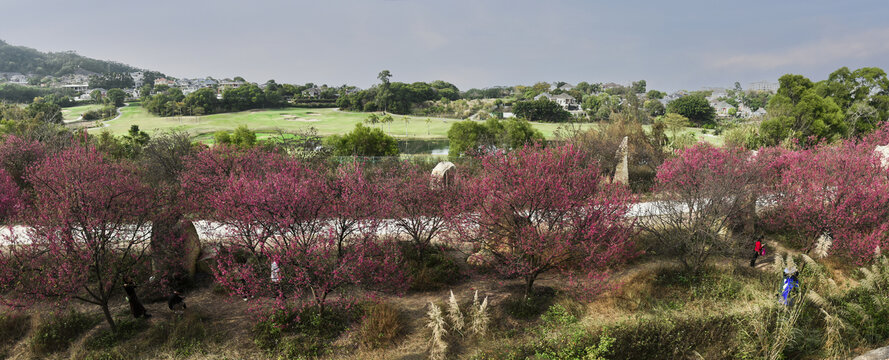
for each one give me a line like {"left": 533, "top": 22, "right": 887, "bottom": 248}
{"left": 88, "top": 105, "right": 721, "bottom": 144}
{"left": 61, "top": 104, "right": 104, "bottom": 121}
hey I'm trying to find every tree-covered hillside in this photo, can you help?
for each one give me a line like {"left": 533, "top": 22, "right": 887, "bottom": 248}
{"left": 0, "top": 39, "right": 142, "bottom": 76}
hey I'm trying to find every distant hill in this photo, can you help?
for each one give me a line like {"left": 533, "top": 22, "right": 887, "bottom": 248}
{"left": 0, "top": 39, "right": 145, "bottom": 77}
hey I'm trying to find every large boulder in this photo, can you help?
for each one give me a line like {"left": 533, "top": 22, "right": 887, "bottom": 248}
{"left": 431, "top": 161, "right": 456, "bottom": 188}
{"left": 875, "top": 144, "right": 889, "bottom": 169}
{"left": 854, "top": 346, "right": 889, "bottom": 360}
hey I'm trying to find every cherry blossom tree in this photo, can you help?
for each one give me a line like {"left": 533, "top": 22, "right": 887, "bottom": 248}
{"left": 208, "top": 159, "right": 407, "bottom": 311}
{"left": 0, "top": 134, "right": 46, "bottom": 190}
{"left": 327, "top": 162, "right": 390, "bottom": 257}
{"left": 180, "top": 144, "right": 287, "bottom": 216}
{"left": 769, "top": 140, "right": 889, "bottom": 261}
{"left": 389, "top": 162, "right": 460, "bottom": 258}
{"left": 0, "top": 168, "right": 22, "bottom": 221}
{"left": 637, "top": 143, "right": 764, "bottom": 272}
{"left": 453, "top": 145, "right": 637, "bottom": 298}
{"left": 0, "top": 146, "right": 156, "bottom": 331}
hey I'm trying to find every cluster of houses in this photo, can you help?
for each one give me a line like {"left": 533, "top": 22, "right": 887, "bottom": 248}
{"left": 0, "top": 69, "right": 257, "bottom": 101}
{"left": 0, "top": 72, "right": 33, "bottom": 85}
{"left": 151, "top": 76, "right": 239, "bottom": 98}
{"left": 516, "top": 80, "right": 777, "bottom": 120}
{"left": 704, "top": 85, "right": 773, "bottom": 119}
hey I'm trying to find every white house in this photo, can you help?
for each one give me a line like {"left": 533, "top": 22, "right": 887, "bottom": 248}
{"left": 534, "top": 92, "right": 578, "bottom": 110}
{"left": 711, "top": 101, "right": 735, "bottom": 117}
{"left": 302, "top": 86, "right": 322, "bottom": 98}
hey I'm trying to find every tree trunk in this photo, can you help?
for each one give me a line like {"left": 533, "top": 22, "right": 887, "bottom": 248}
{"left": 101, "top": 303, "right": 117, "bottom": 333}
{"left": 524, "top": 275, "right": 536, "bottom": 300}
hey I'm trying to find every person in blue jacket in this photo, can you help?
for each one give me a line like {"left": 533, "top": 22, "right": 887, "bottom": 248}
{"left": 779, "top": 269, "right": 799, "bottom": 306}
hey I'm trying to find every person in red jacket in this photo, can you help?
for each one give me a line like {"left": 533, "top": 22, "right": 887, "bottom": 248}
{"left": 750, "top": 236, "right": 764, "bottom": 267}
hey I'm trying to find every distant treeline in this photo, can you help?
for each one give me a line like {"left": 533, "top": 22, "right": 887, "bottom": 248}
{"left": 0, "top": 84, "right": 76, "bottom": 104}
{"left": 336, "top": 80, "right": 461, "bottom": 114}
{"left": 0, "top": 39, "right": 142, "bottom": 77}
{"left": 141, "top": 81, "right": 349, "bottom": 117}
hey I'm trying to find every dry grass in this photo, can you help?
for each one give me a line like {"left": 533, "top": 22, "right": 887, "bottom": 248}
{"left": 358, "top": 302, "right": 404, "bottom": 349}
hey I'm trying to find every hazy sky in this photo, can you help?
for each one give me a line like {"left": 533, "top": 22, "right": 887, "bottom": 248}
{"left": 2, "top": 0, "right": 889, "bottom": 91}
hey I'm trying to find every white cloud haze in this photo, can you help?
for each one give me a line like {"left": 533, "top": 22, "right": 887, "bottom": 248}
{"left": 1, "top": 0, "right": 888, "bottom": 91}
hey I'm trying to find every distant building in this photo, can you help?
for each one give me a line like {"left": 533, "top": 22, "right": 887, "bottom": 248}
{"left": 9, "top": 74, "right": 29, "bottom": 85}
{"left": 63, "top": 84, "right": 89, "bottom": 93}
{"left": 535, "top": 92, "right": 578, "bottom": 110}
{"left": 601, "top": 82, "right": 624, "bottom": 91}
{"left": 556, "top": 83, "right": 575, "bottom": 91}
{"left": 748, "top": 81, "right": 778, "bottom": 92}
{"left": 154, "top": 78, "right": 175, "bottom": 86}
{"left": 130, "top": 72, "right": 144, "bottom": 88}
{"left": 711, "top": 101, "right": 735, "bottom": 117}
{"left": 302, "top": 86, "right": 322, "bottom": 98}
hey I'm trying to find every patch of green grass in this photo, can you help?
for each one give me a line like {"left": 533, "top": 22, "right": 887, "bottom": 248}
{"left": 252, "top": 304, "right": 359, "bottom": 358}
{"left": 87, "top": 105, "right": 724, "bottom": 146}
{"left": 502, "top": 287, "right": 557, "bottom": 320}
{"left": 83, "top": 317, "right": 149, "bottom": 351}
{"left": 61, "top": 104, "right": 105, "bottom": 121}
{"left": 29, "top": 311, "right": 99, "bottom": 356}
{"left": 0, "top": 312, "right": 30, "bottom": 357}
{"left": 401, "top": 245, "right": 464, "bottom": 291}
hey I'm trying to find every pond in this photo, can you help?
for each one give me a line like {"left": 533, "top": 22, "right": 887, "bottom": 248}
{"left": 398, "top": 139, "right": 449, "bottom": 155}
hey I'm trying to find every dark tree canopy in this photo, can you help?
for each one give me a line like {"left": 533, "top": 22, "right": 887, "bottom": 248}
{"left": 337, "top": 80, "right": 462, "bottom": 114}
{"left": 447, "top": 117, "right": 544, "bottom": 156}
{"left": 513, "top": 99, "right": 572, "bottom": 123}
{"left": 666, "top": 95, "right": 715, "bottom": 125}
{"left": 324, "top": 123, "right": 399, "bottom": 156}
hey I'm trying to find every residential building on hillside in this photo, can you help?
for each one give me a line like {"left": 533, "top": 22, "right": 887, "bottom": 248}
{"left": 535, "top": 92, "right": 579, "bottom": 110}
{"left": 62, "top": 84, "right": 89, "bottom": 93}
{"left": 748, "top": 81, "right": 778, "bottom": 92}
{"left": 302, "top": 86, "right": 322, "bottom": 98}
{"left": 154, "top": 78, "right": 175, "bottom": 86}
{"left": 711, "top": 101, "right": 734, "bottom": 117}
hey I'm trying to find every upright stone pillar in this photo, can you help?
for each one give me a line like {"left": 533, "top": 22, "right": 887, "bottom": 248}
{"left": 613, "top": 136, "right": 629, "bottom": 184}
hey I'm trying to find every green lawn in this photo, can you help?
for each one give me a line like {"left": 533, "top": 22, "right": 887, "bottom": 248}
{"left": 89, "top": 105, "right": 598, "bottom": 139}
{"left": 88, "top": 104, "right": 722, "bottom": 145}
{"left": 61, "top": 104, "right": 104, "bottom": 121}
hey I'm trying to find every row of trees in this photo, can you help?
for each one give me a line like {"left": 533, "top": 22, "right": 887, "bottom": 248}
{"left": 141, "top": 84, "right": 287, "bottom": 117}
{"left": 336, "top": 73, "right": 461, "bottom": 114}
{"left": 0, "top": 83, "right": 76, "bottom": 104}
{"left": 640, "top": 125, "right": 889, "bottom": 271}
{"left": 0, "top": 135, "right": 638, "bottom": 331}
{"left": 3, "top": 119, "right": 889, "bottom": 332}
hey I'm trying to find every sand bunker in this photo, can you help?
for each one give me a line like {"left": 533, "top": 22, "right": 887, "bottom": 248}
{"left": 282, "top": 115, "right": 320, "bottom": 122}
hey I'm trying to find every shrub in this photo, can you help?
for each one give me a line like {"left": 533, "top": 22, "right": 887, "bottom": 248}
{"left": 503, "top": 287, "right": 556, "bottom": 320}
{"left": 403, "top": 245, "right": 463, "bottom": 291}
{"left": 252, "top": 304, "right": 359, "bottom": 357}
{"left": 325, "top": 123, "right": 399, "bottom": 156}
{"left": 606, "top": 314, "right": 740, "bottom": 359}
{"left": 358, "top": 302, "right": 403, "bottom": 349}
{"left": 29, "top": 311, "right": 98, "bottom": 355}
